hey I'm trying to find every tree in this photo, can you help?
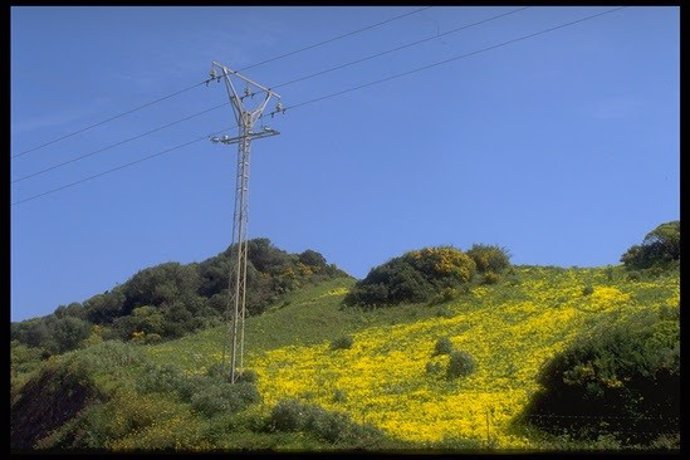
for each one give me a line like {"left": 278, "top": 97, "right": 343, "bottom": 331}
{"left": 245, "top": 238, "right": 292, "bottom": 273}
{"left": 12, "top": 319, "right": 55, "bottom": 352}
{"left": 299, "top": 249, "right": 327, "bottom": 268}
{"left": 122, "top": 262, "right": 201, "bottom": 314}
{"left": 50, "top": 317, "right": 92, "bottom": 353}
{"left": 466, "top": 244, "right": 511, "bottom": 274}
{"left": 643, "top": 221, "right": 680, "bottom": 260}
{"left": 621, "top": 220, "right": 680, "bottom": 270}
{"left": 82, "top": 289, "right": 126, "bottom": 324}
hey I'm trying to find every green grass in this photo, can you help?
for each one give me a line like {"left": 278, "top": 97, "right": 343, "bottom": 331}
{"left": 11, "top": 266, "right": 679, "bottom": 452}
{"left": 144, "top": 276, "right": 484, "bottom": 373}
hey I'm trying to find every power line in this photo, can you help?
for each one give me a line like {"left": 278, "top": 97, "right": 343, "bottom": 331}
{"left": 283, "top": 7, "right": 626, "bottom": 113}
{"left": 11, "top": 102, "right": 229, "bottom": 184}
{"left": 11, "top": 7, "right": 626, "bottom": 207}
{"left": 13, "top": 8, "right": 512, "bottom": 184}
{"left": 238, "top": 7, "right": 432, "bottom": 72}
{"left": 11, "top": 7, "right": 430, "bottom": 160}
{"left": 12, "top": 8, "right": 516, "bottom": 184}
{"left": 10, "top": 127, "right": 231, "bottom": 207}
{"left": 272, "top": 7, "right": 529, "bottom": 90}
{"left": 11, "top": 81, "right": 207, "bottom": 159}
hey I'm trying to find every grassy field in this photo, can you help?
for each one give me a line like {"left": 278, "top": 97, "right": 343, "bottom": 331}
{"left": 143, "top": 265, "right": 679, "bottom": 450}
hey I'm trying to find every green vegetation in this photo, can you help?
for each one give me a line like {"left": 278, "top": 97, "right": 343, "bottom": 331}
{"left": 11, "top": 238, "right": 350, "bottom": 359}
{"left": 620, "top": 220, "right": 680, "bottom": 271}
{"left": 432, "top": 336, "right": 453, "bottom": 356}
{"left": 343, "top": 246, "right": 480, "bottom": 307}
{"left": 446, "top": 350, "right": 477, "bottom": 380}
{"left": 266, "top": 399, "right": 387, "bottom": 447}
{"left": 467, "top": 244, "right": 511, "bottom": 274}
{"left": 330, "top": 335, "right": 354, "bottom": 350}
{"left": 9, "top": 223, "right": 680, "bottom": 452}
{"left": 522, "top": 307, "right": 679, "bottom": 443}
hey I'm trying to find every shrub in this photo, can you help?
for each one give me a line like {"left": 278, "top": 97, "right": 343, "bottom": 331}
{"left": 190, "top": 387, "right": 227, "bottom": 417}
{"left": 404, "top": 247, "right": 476, "bottom": 285}
{"left": 268, "top": 399, "right": 385, "bottom": 446}
{"left": 268, "top": 399, "right": 305, "bottom": 431}
{"left": 582, "top": 284, "right": 594, "bottom": 296}
{"left": 425, "top": 361, "right": 443, "bottom": 375}
{"left": 447, "top": 350, "right": 476, "bottom": 379}
{"left": 236, "top": 369, "right": 258, "bottom": 384}
{"left": 605, "top": 266, "right": 615, "bottom": 282}
{"left": 467, "top": 244, "right": 511, "bottom": 274}
{"left": 205, "top": 362, "right": 227, "bottom": 379}
{"left": 432, "top": 337, "right": 453, "bottom": 356}
{"left": 10, "top": 357, "right": 101, "bottom": 450}
{"left": 191, "top": 381, "right": 260, "bottom": 417}
{"left": 344, "top": 246, "right": 476, "bottom": 308}
{"left": 523, "top": 309, "right": 679, "bottom": 443}
{"left": 332, "top": 389, "right": 347, "bottom": 403}
{"left": 482, "top": 272, "right": 500, "bottom": 285}
{"left": 143, "top": 332, "right": 162, "bottom": 344}
{"left": 298, "top": 249, "right": 327, "bottom": 268}
{"left": 627, "top": 270, "right": 641, "bottom": 281}
{"left": 621, "top": 221, "right": 680, "bottom": 271}
{"left": 331, "top": 335, "right": 354, "bottom": 350}
{"left": 136, "top": 363, "right": 188, "bottom": 395}
{"left": 429, "top": 287, "right": 461, "bottom": 305}
{"left": 303, "top": 406, "right": 352, "bottom": 443}
{"left": 176, "top": 375, "right": 208, "bottom": 401}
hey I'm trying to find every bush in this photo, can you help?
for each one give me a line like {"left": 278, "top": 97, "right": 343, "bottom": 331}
{"left": 137, "top": 363, "right": 189, "bottom": 395}
{"left": 344, "top": 246, "right": 476, "bottom": 308}
{"left": 582, "top": 284, "right": 594, "bottom": 296}
{"left": 432, "top": 337, "right": 453, "bottom": 356}
{"left": 522, "top": 309, "right": 679, "bottom": 443}
{"left": 268, "top": 399, "right": 385, "bottom": 446}
{"left": 143, "top": 332, "right": 162, "bottom": 344}
{"left": 429, "top": 287, "right": 461, "bottom": 305}
{"left": 621, "top": 221, "right": 680, "bottom": 271}
{"left": 482, "top": 272, "right": 500, "bottom": 285}
{"left": 330, "top": 335, "right": 354, "bottom": 350}
{"left": 303, "top": 406, "right": 352, "bottom": 443}
{"left": 268, "top": 399, "right": 305, "bottom": 431}
{"left": 236, "top": 369, "right": 258, "bottom": 384}
{"left": 191, "top": 381, "right": 260, "bottom": 417}
{"left": 10, "top": 357, "right": 101, "bottom": 450}
{"left": 298, "top": 249, "right": 327, "bottom": 268}
{"left": 447, "top": 350, "right": 476, "bottom": 379}
{"left": 425, "top": 361, "right": 443, "bottom": 375}
{"left": 467, "top": 244, "right": 511, "bottom": 274}
{"left": 627, "top": 271, "right": 641, "bottom": 281}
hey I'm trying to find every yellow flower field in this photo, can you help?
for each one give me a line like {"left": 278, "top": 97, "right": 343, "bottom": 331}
{"left": 249, "top": 268, "right": 679, "bottom": 448}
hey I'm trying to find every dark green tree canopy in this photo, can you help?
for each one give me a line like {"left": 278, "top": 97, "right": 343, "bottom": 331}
{"left": 621, "top": 220, "right": 680, "bottom": 270}
{"left": 11, "top": 238, "right": 350, "bottom": 355}
{"left": 344, "top": 246, "right": 478, "bottom": 308}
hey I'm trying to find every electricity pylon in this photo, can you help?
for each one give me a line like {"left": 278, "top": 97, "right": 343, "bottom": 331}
{"left": 207, "top": 61, "right": 283, "bottom": 383}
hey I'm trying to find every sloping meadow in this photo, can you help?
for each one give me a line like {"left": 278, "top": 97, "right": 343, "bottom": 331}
{"left": 249, "top": 266, "right": 679, "bottom": 448}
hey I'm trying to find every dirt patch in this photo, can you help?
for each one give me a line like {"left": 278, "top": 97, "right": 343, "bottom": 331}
{"left": 10, "top": 365, "right": 99, "bottom": 450}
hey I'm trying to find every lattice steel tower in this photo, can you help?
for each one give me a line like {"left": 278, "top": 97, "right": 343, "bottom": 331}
{"left": 207, "top": 61, "right": 283, "bottom": 383}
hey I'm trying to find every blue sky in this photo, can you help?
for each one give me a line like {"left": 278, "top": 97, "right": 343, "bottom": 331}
{"left": 10, "top": 6, "right": 679, "bottom": 322}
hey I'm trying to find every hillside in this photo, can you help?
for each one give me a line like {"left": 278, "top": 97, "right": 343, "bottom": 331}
{"left": 11, "top": 264, "right": 679, "bottom": 451}
{"left": 11, "top": 238, "right": 350, "bottom": 360}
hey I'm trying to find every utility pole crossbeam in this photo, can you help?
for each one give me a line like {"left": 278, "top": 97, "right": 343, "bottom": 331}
{"left": 208, "top": 61, "right": 284, "bottom": 384}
